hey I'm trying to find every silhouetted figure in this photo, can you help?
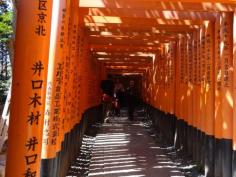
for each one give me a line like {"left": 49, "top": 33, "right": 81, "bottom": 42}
{"left": 100, "top": 78, "right": 114, "bottom": 97}
{"left": 126, "top": 80, "right": 138, "bottom": 121}
{"left": 114, "top": 78, "right": 124, "bottom": 116}
{"left": 100, "top": 76, "right": 114, "bottom": 123}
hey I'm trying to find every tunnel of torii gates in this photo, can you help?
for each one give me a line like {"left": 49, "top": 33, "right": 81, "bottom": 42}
{"left": 5, "top": 0, "right": 236, "bottom": 177}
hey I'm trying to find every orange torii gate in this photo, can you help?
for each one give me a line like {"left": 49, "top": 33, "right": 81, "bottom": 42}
{"left": 6, "top": 1, "right": 104, "bottom": 177}
{"left": 142, "top": 12, "right": 235, "bottom": 177}
{"left": 4, "top": 0, "right": 236, "bottom": 177}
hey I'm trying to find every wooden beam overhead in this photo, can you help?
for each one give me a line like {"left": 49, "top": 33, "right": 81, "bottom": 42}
{"left": 105, "top": 65, "right": 149, "bottom": 70}
{"left": 107, "top": 68, "right": 147, "bottom": 74}
{"left": 79, "top": 0, "right": 236, "bottom": 12}
{"left": 88, "top": 30, "right": 184, "bottom": 38}
{"left": 90, "top": 44, "right": 162, "bottom": 52}
{"left": 92, "top": 51, "right": 156, "bottom": 55}
{"left": 78, "top": 1, "right": 236, "bottom": 79}
{"left": 89, "top": 37, "right": 169, "bottom": 46}
{"left": 87, "top": 25, "right": 197, "bottom": 34}
{"left": 107, "top": 68, "right": 147, "bottom": 71}
{"left": 84, "top": 15, "right": 208, "bottom": 26}
{"left": 89, "top": 36, "right": 176, "bottom": 46}
{"left": 84, "top": 8, "right": 217, "bottom": 21}
{"left": 92, "top": 54, "right": 153, "bottom": 60}
{"left": 107, "top": 69, "right": 145, "bottom": 75}
{"left": 88, "top": 34, "right": 177, "bottom": 40}
{"left": 96, "top": 58, "right": 153, "bottom": 63}
{"left": 85, "top": 22, "right": 200, "bottom": 30}
{"left": 104, "top": 62, "right": 152, "bottom": 66}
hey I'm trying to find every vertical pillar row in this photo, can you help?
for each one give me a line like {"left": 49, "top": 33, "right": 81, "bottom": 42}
{"left": 6, "top": 0, "right": 53, "bottom": 176}
{"left": 220, "top": 12, "right": 233, "bottom": 177}
{"left": 143, "top": 12, "right": 235, "bottom": 177}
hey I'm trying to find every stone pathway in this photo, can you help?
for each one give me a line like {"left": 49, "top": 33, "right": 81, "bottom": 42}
{"left": 87, "top": 115, "right": 185, "bottom": 177}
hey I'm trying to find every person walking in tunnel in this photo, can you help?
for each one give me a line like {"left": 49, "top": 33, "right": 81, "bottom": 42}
{"left": 100, "top": 75, "right": 114, "bottom": 123}
{"left": 114, "top": 78, "right": 124, "bottom": 116}
{"left": 126, "top": 80, "right": 138, "bottom": 121}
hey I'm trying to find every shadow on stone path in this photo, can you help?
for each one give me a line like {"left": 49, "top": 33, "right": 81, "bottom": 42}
{"left": 67, "top": 108, "right": 203, "bottom": 177}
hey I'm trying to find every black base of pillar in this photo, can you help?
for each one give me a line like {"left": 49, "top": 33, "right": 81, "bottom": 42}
{"left": 183, "top": 121, "right": 188, "bottom": 153}
{"left": 187, "top": 125, "right": 193, "bottom": 157}
{"left": 196, "top": 129, "right": 202, "bottom": 164}
{"left": 200, "top": 131, "right": 205, "bottom": 167}
{"left": 40, "top": 158, "right": 54, "bottom": 177}
{"left": 232, "top": 150, "right": 236, "bottom": 177}
{"left": 214, "top": 138, "right": 233, "bottom": 177}
{"left": 174, "top": 118, "right": 181, "bottom": 149}
{"left": 40, "top": 105, "right": 101, "bottom": 177}
{"left": 205, "top": 135, "right": 214, "bottom": 177}
{"left": 222, "top": 139, "right": 232, "bottom": 177}
{"left": 145, "top": 104, "right": 236, "bottom": 177}
{"left": 192, "top": 127, "right": 198, "bottom": 161}
{"left": 179, "top": 119, "right": 185, "bottom": 151}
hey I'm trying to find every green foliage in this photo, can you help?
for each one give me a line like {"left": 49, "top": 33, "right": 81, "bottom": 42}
{"left": 0, "top": 0, "right": 13, "bottom": 41}
{"left": 0, "top": 11, "right": 13, "bottom": 42}
{"left": 0, "top": 0, "right": 12, "bottom": 104}
{"left": 0, "top": 78, "right": 10, "bottom": 103}
{"left": 0, "top": 0, "right": 9, "bottom": 14}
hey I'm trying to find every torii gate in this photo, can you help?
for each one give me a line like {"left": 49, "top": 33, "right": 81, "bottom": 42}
{"left": 4, "top": 1, "right": 236, "bottom": 177}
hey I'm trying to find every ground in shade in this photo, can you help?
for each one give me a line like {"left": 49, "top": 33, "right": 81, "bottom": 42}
{"left": 67, "top": 108, "right": 203, "bottom": 177}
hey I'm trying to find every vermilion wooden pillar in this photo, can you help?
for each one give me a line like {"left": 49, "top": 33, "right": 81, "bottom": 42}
{"left": 5, "top": 1, "right": 53, "bottom": 176}
{"left": 214, "top": 13, "right": 223, "bottom": 177}
{"left": 41, "top": 0, "right": 66, "bottom": 161}
{"left": 204, "top": 21, "right": 215, "bottom": 177}
{"left": 220, "top": 12, "right": 233, "bottom": 177}
{"left": 233, "top": 10, "right": 236, "bottom": 177}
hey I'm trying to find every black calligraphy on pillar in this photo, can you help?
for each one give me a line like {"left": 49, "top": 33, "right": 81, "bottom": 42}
{"left": 27, "top": 111, "right": 41, "bottom": 125}
{"left": 29, "top": 93, "right": 42, "bottom": 108}
{"left": 188, "top": 36, "right": 193, "bottom": 83}
{"left": 216, "top": 28, "right": 221, "bottom": 90}
{"left": 43, "top": 63, "right": 64, "bottom": 146}
{"left": 201, "top": 31, "right": 206, "bottom": 84}
{"left": 184, "top": 38, "right": 189, "bottom": 84}
{"left": 64, "top": 52, "right": 71, "bottom": 127}
{"left": 60, "top": 8, "right": 67, "bottom": 48}
{"left": 37, "top": 12, "right": 47, "bottom": 23}
{"left": 23, "top": 168, "right": 36, "bottom": 177}
{"left": 50, "top": 63, "right": 63, "bottom": 145}
{"left": 35, "top": 0, "right": 48, "bottom": 36}
{"left": 35, "top": 25, "right": 46, "bottom": 36}
{"left": 197, "top": 36, "right": 201, "bottom": 85}
{"left": 32, "top": 80, "right": 43, "bottom": 89}
{"left": 170, "top": 44, "right": 174, "bottom": 84}
{"left": 222, "top": 18, "right": 232, "bottom": 88}
{"left": 42, "top": 81, "right": 52, "bottom": 146}
{"left": 32, "top": 61, "right": 44, "bottom": 76}
{"left": 25, "top": 137, "right": 39, "bottom": 151}
{"left": 25, "top": 154, "right": 38, "bottom": 165}
{"left": 193, "top": 37, "right": 198, "bottom": 85}
{"left": 166, "top": 48, "right": 171, "bottom": 87}
{"left": 206, "top": 32, "right": 212, "bottom": 85}
{"left": 180, "top": 40, "right": 185, "bottom": 83}
{"left": 38, "top": 0, "right": 47, "bottom": 10}
{"left": 23, "top": 60, "right": 44, "bottom": 176}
